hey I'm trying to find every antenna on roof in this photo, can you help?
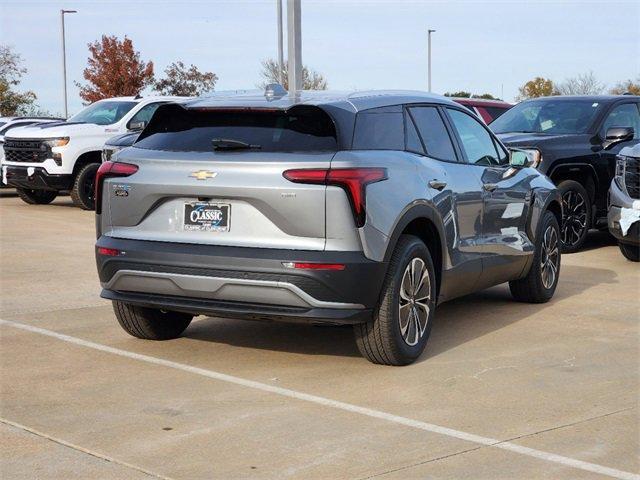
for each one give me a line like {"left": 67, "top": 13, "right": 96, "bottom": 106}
{"left": 264, "top": 83, "right": 287, "bottom": 101}
{"left": 134, "top": 93, "right": 143, "bottom": 100}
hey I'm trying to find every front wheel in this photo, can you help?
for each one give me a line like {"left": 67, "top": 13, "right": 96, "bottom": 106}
{"left": 619, "top": 242, "right": 640, "bottom": 262}
{"left": 510, "top": 211, "right": 561, "bottom": 303}
{"left": 70, "top": 163, "right": 100, "bottom": 210}
{"left": 112, "top": 301, "right": 193, "bottom": 340}
{"left": 558, "top": 180, "right": 591, "bottom": 253}
{"left": 16, "top": 188, "right": 57, "bottom": 205}
{"left": 354, "top": 235, "right": 436, "bottom": 366}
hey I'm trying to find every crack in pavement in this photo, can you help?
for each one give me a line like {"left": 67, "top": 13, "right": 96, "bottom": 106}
{"left": 0, "top": 418, "right": 174, "bottom": 480}
{"left": 361, "top": 406, "right": 636, "bottom": 479}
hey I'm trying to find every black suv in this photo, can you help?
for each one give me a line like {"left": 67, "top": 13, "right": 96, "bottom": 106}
{"left": 491, "top": 95, "right": 640, "bottom": 252}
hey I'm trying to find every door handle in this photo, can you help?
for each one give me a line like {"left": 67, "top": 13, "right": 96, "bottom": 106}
{"left": 428, "top": 180, "right": 447, "bottom": 191}
{"left": 483, "top": 183, "right": 498, "bottom": 192}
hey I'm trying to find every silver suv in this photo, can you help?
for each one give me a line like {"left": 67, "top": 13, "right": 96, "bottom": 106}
{"left": 95, "top": 90, "right": 562, "bottom": 365}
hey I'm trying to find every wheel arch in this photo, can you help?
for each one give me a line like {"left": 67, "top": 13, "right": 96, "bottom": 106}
{"left": 72, "top": 151, "right": 102, "bottom": 178}
{"left": 548, "top": 163, "right": 599, "bottom": 204}
{"left": 383, "top": 204, "right": 447, "bottom": 299}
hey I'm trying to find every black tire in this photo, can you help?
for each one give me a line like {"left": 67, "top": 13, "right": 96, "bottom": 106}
{"left": 354, "top": 235, "right": 436, "bottom": 366}
{"left": 112, "top": 301, "right": 193, "bottom": 340}
{"left": 619, "top": 242, "right": 640, "bottom": 262}
{"left": 558, "top": 180, "right": 591, "bottom": 253}
{"left": 70, "top": 163, "right": 99, "bottom": 210}
{"left": 510, "top": 211, "right": 561, "bottom": 303}
{"left": 16, "top": 187, "right": 57, "bottom": 205}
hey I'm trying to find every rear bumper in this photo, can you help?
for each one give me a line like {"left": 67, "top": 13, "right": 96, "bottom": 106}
{"left": 3, "top": 165, "right": 72, "bottom": 191}
{"left": 96, "top": 236, "right": 387, "bottom": 324}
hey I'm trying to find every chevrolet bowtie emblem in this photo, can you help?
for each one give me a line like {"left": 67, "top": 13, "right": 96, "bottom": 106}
{"left": 189, "top": 170, "right": 217, "bottom": 180}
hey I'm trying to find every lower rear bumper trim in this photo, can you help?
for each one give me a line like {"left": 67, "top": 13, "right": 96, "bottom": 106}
{"left": 101, "top": 289, "right": 372, "bottom": 325}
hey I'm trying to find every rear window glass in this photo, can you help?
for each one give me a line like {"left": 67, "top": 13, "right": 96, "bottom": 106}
{"left": 352, "top": 109, "right": 404, "bottom": 150}
{"left": 135, "top": 106, "right": 338, "bottom": 152}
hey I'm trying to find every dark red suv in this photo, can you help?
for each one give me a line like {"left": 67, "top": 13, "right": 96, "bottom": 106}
{"left": 453, "top": 98, "right": 512, "bottom": 123}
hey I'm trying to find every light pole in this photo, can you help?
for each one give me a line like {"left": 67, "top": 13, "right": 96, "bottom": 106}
{"left": 427, "top": 29, "right": 436, "bottom": 92}
{"left": 276, "top": 0, "right": 284, "bottom": 86}
{"left": 287, "top": 0, "right": 302, "bottom": 94}
{"left": 60, "top": 9, "right": 77, "bottom": 118}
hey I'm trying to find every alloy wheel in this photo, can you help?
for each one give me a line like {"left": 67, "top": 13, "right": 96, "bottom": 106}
{"left": 540, "top": 224, "right": 559, "bottom": 289}
{"left": 398, "top": 258, "right": 431, "bottom": 346}
{"left": 561, "top": 190, "right": 587, "bottom": 248}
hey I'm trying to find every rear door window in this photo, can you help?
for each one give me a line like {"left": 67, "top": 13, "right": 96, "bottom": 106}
{"left": 352, "top": 106, "right": 404, "bottom": 150}
{"left": 404, "top": 111, "right": 425, "bottom": 154}
{"left": 135, "top": 106, "right": 338, "bottom": 152}
{"left": 408, "top": 106, "right": 457, "bottom": 161}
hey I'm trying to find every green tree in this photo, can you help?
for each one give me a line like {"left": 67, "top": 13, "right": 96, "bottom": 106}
{"left": 259, "top": 58, "right": 328, "bottom": 90}
{"left": 0, "top": 44, "right": 36, "bottom": 115}
{"left": 517, "top": 77, "right": 556, "bottom": 100}
{"left": 444, "top": 91, "right": 471, "bottom": 98}
{"left": 154, "top": 61, "right": 218, "bottom": 96}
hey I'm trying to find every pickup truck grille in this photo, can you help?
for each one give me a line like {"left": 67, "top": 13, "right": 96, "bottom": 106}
{"left": 622, "top": 156, "right": 640, "bottom": 199}
{"left": 3, "top": 138, "right": 48, "bottom": 163}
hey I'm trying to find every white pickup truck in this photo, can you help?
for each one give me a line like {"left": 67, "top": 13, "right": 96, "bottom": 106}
{"left": 1, "top": 95, "right": 186, "bottom": 209}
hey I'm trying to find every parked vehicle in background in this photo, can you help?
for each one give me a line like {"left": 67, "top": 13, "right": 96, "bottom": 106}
{"left": 1, "top": 96, "right": 185, "bottom": 209}
{"left": 95, "top": 90, "right": 562, "bottom": 366}
{"left": 491, "top": 95, "right": 640, "bottom": 252}
{"left": 452, "top": 98, "right": 512, "bottom": 123}
{"left": 0, "top": 116, "right": 63, "bottom": 162}
{"left": 102, "top": 131, "right": 140, "bottom": 163}
{"left": 608, "top": 144, "right": 640, "bottom": 261}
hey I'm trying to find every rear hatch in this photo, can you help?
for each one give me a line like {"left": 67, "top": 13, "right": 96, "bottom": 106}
{"left": 101, "top": 105, "right": 338, "bottom": 251}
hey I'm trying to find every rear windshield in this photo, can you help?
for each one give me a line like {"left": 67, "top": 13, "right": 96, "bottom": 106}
{"left": 135, "top": 106, "right": 338, "bottom": 152}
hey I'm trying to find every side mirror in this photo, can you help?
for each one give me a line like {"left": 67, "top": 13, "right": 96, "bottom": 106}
{"left": 128, "top": 120, "right": 147, "bottom": 131}
{"left": 603, "top": 127, "right": 634, "bottom": 150}
{"left": 509, "top": 148, "right": 540, "bottom": 168}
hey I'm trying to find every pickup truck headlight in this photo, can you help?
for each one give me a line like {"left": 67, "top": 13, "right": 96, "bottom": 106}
{"left": 41, "top": 137, "right": 70, "bottom": 148}
{"left": 102, "top": 146, "right": 121, "bottom": 163}
{"left": 614, "top": 156, "right": 627, "bottom": 191}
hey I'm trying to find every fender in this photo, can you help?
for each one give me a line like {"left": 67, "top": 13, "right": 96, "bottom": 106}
{"left": 527, "top": 187, "right": 562, "bottom": 244}
{"left": 547, "top": 162, "right": 600, "bottom": 190}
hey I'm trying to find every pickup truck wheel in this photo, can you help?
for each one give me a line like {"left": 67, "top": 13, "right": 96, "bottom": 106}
{"left": 354, "top": 235, "right": 436, "bottom": 366}
{"left": 558, "top": 180, "right": 591, "bottom": 253}
{"left": 618, "top": 242, "right": 640, "bottom": 262}
{"left": 70, "top": 163, "right": 99, "bottom": 210}
{"left": 16, "top": 188, "right": 57, "bottom": 205}
{"left": 510, "top": 211, "right": 561, "bottom": 303}
{"left": 112, "top": 301, "right": 193, "bottom": 340}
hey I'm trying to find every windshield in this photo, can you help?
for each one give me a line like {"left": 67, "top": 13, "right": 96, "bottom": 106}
{"left": 490, "top": 99, "right": 603, "bottom": 134}
{"left": 68, "top": 101, "right": 138, "bottom": 125}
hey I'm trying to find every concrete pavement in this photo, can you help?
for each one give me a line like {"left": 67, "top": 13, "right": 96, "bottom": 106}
{"left": 1, "top": 193, "right": 638, "bottom": 479}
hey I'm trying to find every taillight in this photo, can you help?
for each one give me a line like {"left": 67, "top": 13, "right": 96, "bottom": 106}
{"left": 281, "top": 262, "right": 345, "bottom": 270}
{"left": 95, "top": 161, "right": 138, "bottom": 214}
{"left": 283, "top": 167, "right": 387, "bottom": 227}
{"left": 97, "top": 247, "right": 122, "bottom": 256}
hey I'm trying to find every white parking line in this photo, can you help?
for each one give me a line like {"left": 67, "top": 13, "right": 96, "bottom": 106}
{"left": 1, "top": 318, "right": 638, "bottom": 480}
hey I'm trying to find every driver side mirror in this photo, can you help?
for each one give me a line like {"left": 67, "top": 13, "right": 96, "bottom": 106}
{"left": 128, "top": 120, "right": 147, "bottom": 131}
{"left": 603, "top": 127, "right": 634, "bottom": 150}
{"left": 508, "top": 148, "right": 540, "bottom": 168}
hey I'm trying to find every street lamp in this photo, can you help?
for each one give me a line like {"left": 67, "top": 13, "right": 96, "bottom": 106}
{"left": 427, "top": 29, "right": 436, "bottom": 92}
{"left": 60, "top": 9, "right": 77, "bottom": 118}
{"left": 276, "top": 0, "right": 284, "bottom": 86}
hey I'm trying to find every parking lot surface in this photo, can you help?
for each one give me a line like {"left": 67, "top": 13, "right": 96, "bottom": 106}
{"left": 1, "top": 192, "right": 638, "bottom": 480}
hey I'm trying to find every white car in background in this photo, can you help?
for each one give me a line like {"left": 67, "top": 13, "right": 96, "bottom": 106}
{"left": 1, "top": 96, "right": 186, "bottom": 209}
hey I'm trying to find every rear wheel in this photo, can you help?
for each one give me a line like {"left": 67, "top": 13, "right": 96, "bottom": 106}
{"left": 70, "top": 163, "right": 99, "bottom": 210}
{"left": 558, "top": 180, "right": 591, "bottom": 253}
{"left": 112, "top": 301, "right": 193, "bottom": 340}
{"left": 619, "top": 242, "right": 640, "bottom": 262}
{"left": 16, "top": 188, "right": 57, "bottom": 205}
{"left": 354, "top": 235, "right": 436, "bottom": 366}
{"left": 510, "top": 211, "right": 561, "bottom": 303}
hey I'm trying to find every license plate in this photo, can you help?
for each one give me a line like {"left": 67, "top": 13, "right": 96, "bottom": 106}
{"left": 184, "top": 202, "right": 230, "bottom": 232}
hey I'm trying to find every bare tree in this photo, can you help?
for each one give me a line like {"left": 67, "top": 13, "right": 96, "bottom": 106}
{"left": 556, "top": 71, "right": 604, "bottom": 95}
{"left": 154, "top": 61, "right": 218, "bottom": 96}
{"left": 259, "top": 58, "right": 328, "bottom": 90}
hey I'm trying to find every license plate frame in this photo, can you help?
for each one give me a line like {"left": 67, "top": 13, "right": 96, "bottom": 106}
{"left": 183, "top": 202, "right": 231, "bottom": 232}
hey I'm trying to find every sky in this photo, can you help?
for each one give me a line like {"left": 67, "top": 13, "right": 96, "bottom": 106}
{"left": 1, "top": 0, "right": 639, "bottom": 116}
